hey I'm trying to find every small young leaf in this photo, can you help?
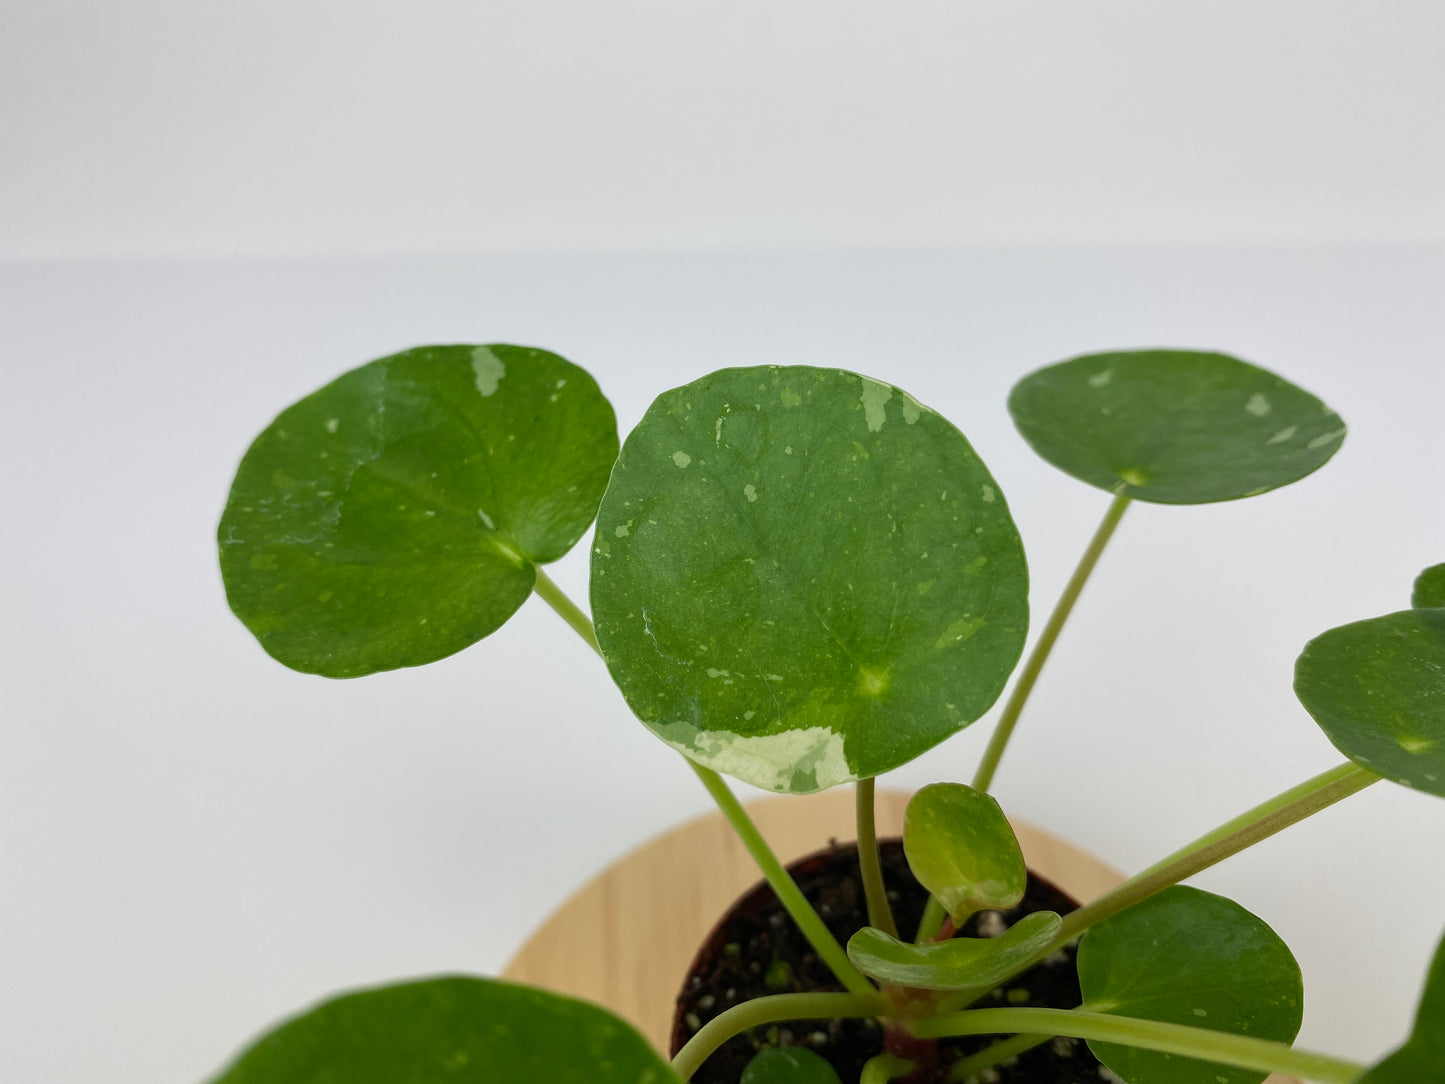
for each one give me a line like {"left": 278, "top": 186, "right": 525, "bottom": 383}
{"left": 846, "top": 911, "right": 1061, "bottom": 991}
{"left": 590, "top": 366, "right": 1029, "bottom": 793}
{"left": 903, "top": 782, "right": 1027, "bottom": 921}
{"left": 219, "top": 345, "right": 618, "bottom": 677}
{"left": 1352, "top": 925, "right": 1445, "bottom": 1082}
{"left": 206, "top": 975, "right": 683, "bottom": 1083}
{"left": 741, "top": 1046, "right": 844, "bottom": 1084}
{"left": 1413, "top": 564, "right": 1445, "bottom": 610}
{"left": 1294, "top": 608, "right": 1445, "bottom": 798}
{"left": 1008, "top": 350, "right": 1345, "bottom": 504}
{"left": 1076, "top": 886, "right": 1303, "bottom": 1084}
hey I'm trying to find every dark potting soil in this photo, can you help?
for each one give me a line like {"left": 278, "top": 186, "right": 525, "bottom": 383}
{"left": 672, "top": 839, "right": 1109, "bottom": 1084}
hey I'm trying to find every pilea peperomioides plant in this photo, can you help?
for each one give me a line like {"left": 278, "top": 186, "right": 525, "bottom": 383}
{"left": 210, "top": 344, "right": 1445, "bottom": 1084}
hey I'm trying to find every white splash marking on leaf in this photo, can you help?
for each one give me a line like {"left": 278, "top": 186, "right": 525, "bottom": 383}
{"left": 673, "top": 450, "right": 692, "bottom": 468}
{"left": 1306, "top": 427, "right": 1347, "bottom": 450}
{"left": 658, "top": 723, "right": 851, "bottom": 793}
{"left": 1245, "top": 392, "right": 1272, "bottom": 416}
{"left": 470, "top": 346, "right": 506, "bottom": 396}
{"left": 900, "top": 394, "right": 922, "bottom": 424}
{"left": 477, "top": 509, "right": 495, "bottom": 530}
{"left": 615, "top": 523, "right": 631, "bottom": 538}
{"left": 860, "top": 379, "right": 892, "bottom": 432}
{"left": 1266, "top": 425, "right": 1297, "bottom": 444}
{"left": 1088, "top": 369, "right": 1114, "bottom": 388}
{"left": 744, "top": 484, "right": 758, "bottom": 502}
{"left": 935, "top": 616, "right": 985, "bottom": 649}
{"left": 325, "top": 418, "right": 339, "bottom": 433}
{"left": 981, "top": 485, "right": 995, "bottom": 503}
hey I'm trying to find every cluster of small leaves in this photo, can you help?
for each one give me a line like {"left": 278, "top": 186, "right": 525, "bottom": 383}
{"left": 213, "top": 344, "right": 1443, "bottom": 1084}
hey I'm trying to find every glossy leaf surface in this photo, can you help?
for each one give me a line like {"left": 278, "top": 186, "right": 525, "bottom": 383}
{"left": 1294, "top": 609, "right": 1445, "bottom": 798}
{"left": 741, "top": 1047, "right": 843, "bottom": 1084}
{"left": 591, "top": 365, "right": 1028, "bottom": 793}
{"left": 1009, "top": 350, "right": 1345, "bottom": 504}
{"left": 1353, "top": 926, "right": 1445, "bottom": 1082}
{"left": 846, "top": 911, "right": 1061, "bottom": 991}
{"left": 207, "top": 975, "right": 681, "bottom": 1084}
{"left": 220, "top": 345, "right": 617, "bottom": 677}
{"left": 1077, "top": 886, "right": 1303, "bottom": 1084}
{"left": 903, "top": 783, "right": 1026, "bottom": 921}
{"left": 1414, "top": 564, "right": 1445, "bottom": 610}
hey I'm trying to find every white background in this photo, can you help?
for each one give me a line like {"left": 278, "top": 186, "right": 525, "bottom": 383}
{"left": 3, "top": 6, "right": 1445, "bottom": 1084}
{"left": 3, "top": 1, "right": 1444, "bottom": 257}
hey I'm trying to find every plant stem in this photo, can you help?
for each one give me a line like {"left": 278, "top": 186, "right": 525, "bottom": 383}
{"left": 691, "top": 762, "right": 877, "bottom": 997}
{"left": 972, "top": 493, "right": 1130, "bottom": 793}
{"left": 856, "top": 778, "right": 899, "bottom": 939}
{"left": 530, "top": 572, "right": 876, "bottom": 998}
{"left": 914, "top": 895, "right": 947, "bottom": 943}
{"left": 531, "top": 566, "right": 600, "bottom": 652}
{"left": 946, "top": 1033, "right": 1048, "bottom": 1081}
{"left": 912, "top": 1008, "right": 1363, "bottom": 1084}
{"left": 1053, "top": 761, "right": 1379, "bottom": 946}
{"left": 860, "top": 1054, "right": 916, "bottom": 1084}
{"left": 671, "top": 992, "right": 888, "bottom": 1080}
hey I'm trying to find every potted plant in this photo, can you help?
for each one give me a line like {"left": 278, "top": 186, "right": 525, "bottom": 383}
{"left": 206, "top": 344, "right": 1444, "bottom": 1084}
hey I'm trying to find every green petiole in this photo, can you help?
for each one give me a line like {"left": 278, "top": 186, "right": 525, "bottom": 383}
{"left": 670, "top": 992, "right": 889, "bottom": 1080}
{"left": 1053, "top": 760, "right": 1379, "bottom": 946}
{"left": 857, "top": 778, "right": 899, "bottom": 939}
{"left": 532, "top": 566, "right": 601, "bottom": 652}
{"left": 532, "top": 573, "right": 875, "bottom": 1000}
{"left": 945, "top": 1033, "right": 1048, "bottom": 1081}
{"left": 971, "top": 493, "right": 1130, "bottom": 793}
{"left": 913, "top": 1007, "right": 1364, "bottom": 1084}
{"left": 689, "top": 762, "right": 877, "bottom": 998}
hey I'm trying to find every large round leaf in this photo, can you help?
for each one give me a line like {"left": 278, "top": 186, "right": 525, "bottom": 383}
{"left": 590, "top": 366, "right": 1029, "bottom": 793}
{"left": 903, "top": 783, "right": 1026, "bottom": 922}
{"left": 207, "top": 975, "right": 682, "bottom": 1084}
{"left": 1294, "top": 608, "right": 1445, "bottom": 798}
{"left": 1008, "top": 350, "right": 1346, "bottom": 504}
{"left": 1414, "top": 564, "right": 1445, "bottom": 610}
{"left": 220, "top": 345, "right": 618, "bottom": 677}
{"left": 1077, "top": 886, "right": 1303, "bottom": 1084}
{"left": 1354, "top": 925, "right": 1445, "bottom": 1083}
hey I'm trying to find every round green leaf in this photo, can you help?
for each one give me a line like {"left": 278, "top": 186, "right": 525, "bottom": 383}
{"left": 1353, "top": 925, "right": 1445, "bottom": 1083}
{"left": 589, "top": 365, "right": 1029, "bottom": 793}
{"left": 207, "top": 975, "right": 682, "bottom": 1084}
{"left": 1077, "top": 886, "right": 1303, "bottom": 1084}
{"left": 741, "top": 1046, "right": 843, "bottom": 1084}
{"left": 1294, "top": 609, "right": 1445, "bottom": 798}
{"left": 1413, "top": 564, "right": 1445, "bottom": 610}
{"left": 903, "top": 783, "right": 1026, "bottom": 922}
{"left": 846, "top": 911, "right": 1061, "bottom": 992}
{"left": 1008, "top": 350, "right": 1346, "bottom": 504}
{"left": 219, "top": 345, "right": 618, "bottom": 677}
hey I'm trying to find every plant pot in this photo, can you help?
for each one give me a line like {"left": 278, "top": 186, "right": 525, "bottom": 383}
{"left": 503, "top": 789, "right": 1299, "bottom": 1083}
{"left": 672, "top": 835, "right": 1101, "bottom": 1083}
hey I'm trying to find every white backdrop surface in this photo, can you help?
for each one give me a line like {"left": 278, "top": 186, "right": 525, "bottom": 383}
{"left": 2, "top": 1, "right": 1444, "bottom": 258}
{"left": 2, "top": 246, "right": 1444, "bottom": 1084}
